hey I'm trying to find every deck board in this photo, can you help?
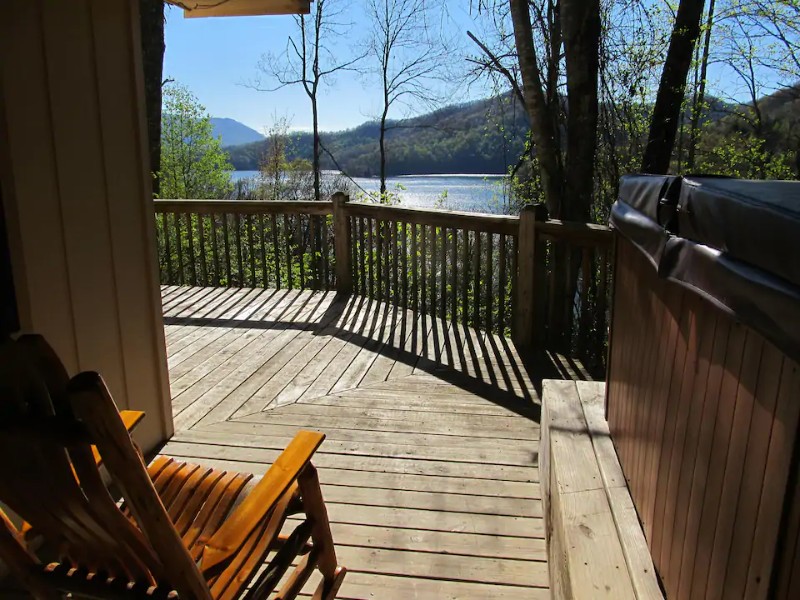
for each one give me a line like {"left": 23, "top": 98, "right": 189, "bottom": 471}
{"left": 158, "top": 285, "right": 550, "bottom": 598}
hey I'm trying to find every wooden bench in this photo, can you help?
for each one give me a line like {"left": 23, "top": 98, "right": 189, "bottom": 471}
{"left": 541, "top": 379, "right": 663, "bottom": 599}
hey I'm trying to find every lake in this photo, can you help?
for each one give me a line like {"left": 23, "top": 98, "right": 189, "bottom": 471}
{"left": 231, "top": 171, "right": 515, "bottom": 214}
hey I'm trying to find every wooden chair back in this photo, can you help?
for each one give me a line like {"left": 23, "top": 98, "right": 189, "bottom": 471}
{"left": 0, "top": 335, "right": 211, "bottom": 598}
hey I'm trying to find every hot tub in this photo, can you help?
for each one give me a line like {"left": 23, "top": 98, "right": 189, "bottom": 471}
{"left": 606, "top": 175, "right": 800, "bottom": 600}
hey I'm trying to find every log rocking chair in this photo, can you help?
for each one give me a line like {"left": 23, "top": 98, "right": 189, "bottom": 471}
{"left": 0, "top": 335, "right": 346, "bottom": 599}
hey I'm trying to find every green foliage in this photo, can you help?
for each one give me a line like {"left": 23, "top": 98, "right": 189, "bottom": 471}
{"left": 159, "top": 83, "right": 233, "bottom": 199}
{"left": 695, "top": 130, "right": 795, "bottom": 179}
{"left": 156, "top": 211, "right": 336, "bottom": 290}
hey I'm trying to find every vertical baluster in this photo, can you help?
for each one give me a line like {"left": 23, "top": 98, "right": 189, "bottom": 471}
{"left": 547, "top": 241, "right": 557, "bottom": 341}
{"left": 271, "top": 214, "right": 280, "bottom": 288}
{"left": 391, "top": 221, "right": 399, "bottom": 305}
{"left": 367, "top": 218, "right": 374, "bottom": 299}
{"left": 310, "top": 214, "right": 318, "bottom": 289}
{"left": 349, "top": 216, "right": 357, "bottom": 294}
{"left": 384, "top": 221, "right": 391, "bottom": 303}
{"left": 197, "top": 214, "right": 207, "bottom": 286}
{"left": 358, "top": 217, "right": 366, "bottom": 296}
{"left": 211, "top": 214, "right": 220, "bottom": 286}
{"left": 223, "top": 214, "right": 232, "bottom": 286}
{"left": 163, "top": 213, "right": 174, "bottom": 284}
{"left": 234, "top": 214, "right": 244, "bottom": 286}
{"left": 401, "top": 222, "right": 408, "bottom": 310}
{"left": 411, "top": 223, "right": 418, "bottom": 313}
{"left": 498, "top": 233, "right": 507, "bottom": 333}
{"left": 451, "top": 227, "right": 458, "bottom": 322}
{"left": 247, "top": 214, "right": 256, "bottom": 287}
{"left": 462, "top": 229, "right": 469, "bottom": 325}
{"left": 322, "top": 216, "right": 330, "bottom": 290}
{"left": 284, "top": 214, "right": 293, "bottom": 289}
{"left": 485, "top": 232, "right": 494, "bottom": 332}
{"left": 597, "top": 246, "right": 609, "bottom": 358}
{"left": 174, "top": 211, "right": 185, "bottom": 285}
{"left": 186, "top": 213, "right": 197, "bottom": 285}
{"left": 511, "top": 233, "right": 518, "bottom": 332}
{"left": 472, "top": 230, "right": 481, "bottom": 327}
{"left": 259, "top": 214, "right": 267, "bottom": 287}
{"left": 579, "top": 246, "right": 592, "bottom": 356}
{"left": 429, "top": 226, "right": 437, "bottom": 317}
{"left": 439, "top": 226, "right": 446, "bottom": 318}
{"left": 420, "top": 224, "right": 427, "bottom": 313}
{"left": 376, "top": 219, "right": 384, "bottom": 302}
{"left": 297, "top": 214, "right": 305, "bottom": 289}
{"left": 156, "top": 212, "right": 169, "bottom": 285}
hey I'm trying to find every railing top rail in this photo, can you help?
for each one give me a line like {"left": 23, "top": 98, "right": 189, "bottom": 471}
{"left": 537, "top": 219, "right": 613, "bottom": 248}
{"left": 153, "top": 198, "right": 612, "bottom": 246}
{"left": 154, "top": 199, "right": 334, "bottom": 216}
{"left": 343, "top": 201, "right": 520, "bottom": 236}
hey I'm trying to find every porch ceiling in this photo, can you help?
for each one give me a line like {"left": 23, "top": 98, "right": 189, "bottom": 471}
{"left": 172, "top": 0, "right": 312, "bottom": 18}
{"left": 157, "top": 285, "right": 578, "bottom": 597}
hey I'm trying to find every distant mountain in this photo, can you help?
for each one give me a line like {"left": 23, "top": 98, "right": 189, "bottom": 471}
{"left": 211, "top": 118, "right": 264, "bottom": 147}
{"left": 225, "top": 94, "right": 529, "bottom": 176}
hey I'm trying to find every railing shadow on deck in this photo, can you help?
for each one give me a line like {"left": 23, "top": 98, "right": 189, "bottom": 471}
{"left": 163, "top": 284, "right": 610, "bottom": 422}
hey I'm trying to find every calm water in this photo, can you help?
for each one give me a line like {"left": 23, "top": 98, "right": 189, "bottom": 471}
{"left": 231, "top": 171, "right": 514, "bottom": 214}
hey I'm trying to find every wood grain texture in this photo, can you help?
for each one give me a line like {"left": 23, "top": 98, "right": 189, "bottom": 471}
{"left": 606, "top": 236, "right": 800, "bottom": 600}
{"left": 156, "top": 285, "right": 576, "bottom": 598}
{"left": 542, "top": 380, "right": 660, "bottom": 599}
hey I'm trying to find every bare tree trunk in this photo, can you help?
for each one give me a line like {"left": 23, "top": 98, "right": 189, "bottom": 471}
{"left": 509, "top": 0, "right": 564, "bottom": 216}
{"left": 688, "top": 0, "right": 716, "bottom": 172}
{"left": 380, "top": 108, "right": 388, "bottom": 196}
{"left": 139, "top": 0, "right": 165, "bottom": 197}
{"left": 545, "top": 0, "right": 601, "bottom": 351}
{"left": 562, "top": 0, "right": 600, "bottom": 222}
{"left": 312, "top": 97, "right": 321, "bottom": 202}
{"left": 641, "top": 0, "right": 705, "bottom": 174}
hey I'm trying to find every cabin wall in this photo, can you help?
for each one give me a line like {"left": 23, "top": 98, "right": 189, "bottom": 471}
{"left": 0, "top": 0, "right": 172, "bottom": 453}
{"left": 606, "top": 235, "right": 800, "bottom": 599}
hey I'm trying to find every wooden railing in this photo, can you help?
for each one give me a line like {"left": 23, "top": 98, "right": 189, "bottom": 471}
{"left": 343, "top": 201, "right": 519, "bottom": 335}
{"left": 154, "top": 194, "right": 613, "bottom": 360}
{"left": 154, "top": 200, "right": 335, "bottom": 290}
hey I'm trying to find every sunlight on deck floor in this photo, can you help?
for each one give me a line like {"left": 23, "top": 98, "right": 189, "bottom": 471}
{"left": 158, "top": 285, "right": 550, "bottom": 599}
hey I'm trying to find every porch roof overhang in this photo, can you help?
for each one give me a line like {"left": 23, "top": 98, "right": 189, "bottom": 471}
{"left": 170, "top": 0, "right": 311, "bottom": 18}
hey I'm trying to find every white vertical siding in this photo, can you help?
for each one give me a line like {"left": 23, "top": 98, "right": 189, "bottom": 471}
{"left": 0, "top": 0, "right": 173, "bottom": 452}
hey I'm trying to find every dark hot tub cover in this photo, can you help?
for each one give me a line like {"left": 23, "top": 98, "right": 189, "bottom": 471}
{"left": 611, "top": 174, "right": 800, "bottom": 363}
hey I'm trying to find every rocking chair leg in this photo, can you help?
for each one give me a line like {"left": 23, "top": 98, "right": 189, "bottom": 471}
{"left": 297, "top": 464, "right": 343, "bottom": 591}
{"left": 311, "top": 566, "right": 346, "bottom": 600}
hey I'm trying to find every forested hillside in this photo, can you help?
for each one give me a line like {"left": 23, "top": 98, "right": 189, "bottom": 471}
{"left": 226, "top": 94, "right": 529, "bottom": 175}
{"left": 225, "top": 87, "right": 800, "bottom": 178}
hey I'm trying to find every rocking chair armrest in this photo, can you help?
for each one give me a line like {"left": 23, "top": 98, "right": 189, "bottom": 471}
{"left": 199, "top": 430, "right": 325, "bottom": 575}
{"left": 90, "top": 410, "right": 145, "bottom": 466}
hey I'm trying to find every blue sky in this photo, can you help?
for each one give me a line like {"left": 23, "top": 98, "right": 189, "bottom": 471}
{"left": 163, "top": 2, "right": 790, "bottom": 135}
{"left": 163, "top": 2, "right": 487, "bottom": 133}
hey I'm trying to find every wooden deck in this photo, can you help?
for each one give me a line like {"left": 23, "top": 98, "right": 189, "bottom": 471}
{"left": 159, "top": 285, "right": 550, "bottom": 599}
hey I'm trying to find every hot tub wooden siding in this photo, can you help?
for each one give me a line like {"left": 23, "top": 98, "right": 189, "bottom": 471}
{"left": 606, "top": 236, "right": 800, "bottom": 600}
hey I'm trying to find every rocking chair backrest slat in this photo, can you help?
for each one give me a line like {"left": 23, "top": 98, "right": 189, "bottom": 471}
{"left": 0, "top": 335, "right": 212, "bottom": 599}
{"left": 68, "top": 371, "right": 213, "bottom": 599}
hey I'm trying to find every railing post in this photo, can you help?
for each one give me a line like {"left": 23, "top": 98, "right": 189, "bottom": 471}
{"left": 332, "top": 192, "right": 352, "bottom": 295}
{"left": 514, "top": 203, "right": 548, "bottom": 348}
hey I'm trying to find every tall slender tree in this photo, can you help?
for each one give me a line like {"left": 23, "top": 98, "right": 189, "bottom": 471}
{"left": 366, "top": 0, "right": 446, "bottom": 197}
{"left": 687, "top": 0, "right": 716, "bottom": 172}
{"left": 641, "top": 0, "right": 706, "bottom": 174}
{"left": 139, "top": 0, "right": 165, "bottom": 196}
{"left": 252, "top": 0, "right": 362, "bottom": 201}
